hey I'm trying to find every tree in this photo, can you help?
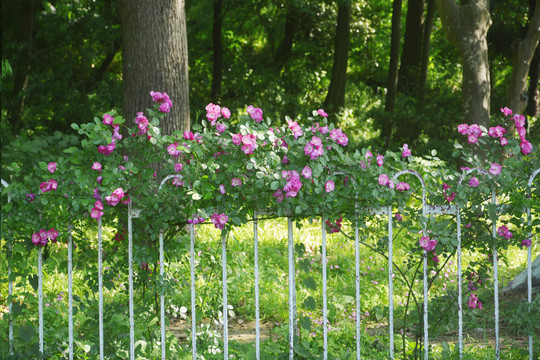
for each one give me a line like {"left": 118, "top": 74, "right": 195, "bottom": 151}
{"left": 398, "top": 0, "right": 425, "bottom": 94}
{"left": 434, "top": 0, "right": 491, "bottom": 128}
{"left": 324, "top": 0, "right": 351, "bottom": 113}
{"left": 507, "top": 0, "right": 540, "bottom": 116}
{"left": 417, "top": 0, "right": 436, "bottom": 110}
{"left": 211, "top": 0, "right": 223, "bottom": 101}
{"left": 381, "top": 0, "right": 403, "bottom": 143}
{"left": 117, "top": 0, "right": 190, "bottom": 135}
{"left": 4, "top": 0, "right": 35, "bottom": 133}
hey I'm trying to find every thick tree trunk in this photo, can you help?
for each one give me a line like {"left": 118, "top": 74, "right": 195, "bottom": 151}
{"left": 118, "top": 0, "right": 190, "bottom": 135}
{"left": 434, "top": 0, "right": 491, "bottom": 128}
{"left": 324, "top": 0, "right": 351, "bottom": 112}
{"left": 211, "top": 0, "right": 223, "bottom": 101}
{"left": 399, "top": 0, "right": 425, "bottom": 94}
{"left": 507, "top": 0, "right": 540, "bottom": 116}
{"left": 417, "top": 0, "right": 435, "bottom": 111}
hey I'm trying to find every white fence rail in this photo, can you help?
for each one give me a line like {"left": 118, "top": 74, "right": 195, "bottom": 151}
{"left": 2, "top": 168, "right": 539, "bottom": 359}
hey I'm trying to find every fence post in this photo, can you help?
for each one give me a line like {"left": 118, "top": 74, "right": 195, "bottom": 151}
{"left": 221, "top": 230, "right": 229, "bottom": 359}
{"left": 38, "top": 246, "right": 44, "bottom": 357}
{"left": 1, "top": 179, "right": 13, "bottom": 355}
{"left": 387, "top": 206, "right": 394, "bottom": 359}
{"left": 254, "top": 210, "right": 261, "bottom": 359}
{"left": 159, "top": 230, "right": 166, "bottom": 360}
{"left": 190, "top": 222, "right": 197, "bottom": 359}
{"left": 526, "top": 168, "right": 540, "bottom": 360}
{"left": 68, "top": 226, "right": 74, "bottom": 360}
{"left": 98, "top": 217, "right": 104, "bottom": 360}
{"left": 456, "top": 208, "right": 463, "bottom": 358}
{"left": 321, "top": 216, "right": 328, "bottom": 360}
{"left": 491, "top": 188, "right": 500, "bottom": 360}
{"left": 128, "top": 202, "right": 135, "bottom": 360}
{"left": 354, "top": 209, "right": 361, "bottom": 360}
{"left": 288, "top": 217, "right": 295, "bottom": 359}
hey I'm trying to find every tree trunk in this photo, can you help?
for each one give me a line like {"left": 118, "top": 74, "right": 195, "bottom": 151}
{"left": 382, "top": 0, "right": 403, "bottom": 142}
{"left": 417, "top": 0, "right": 435, "bottom": 111}
{"left": 118, "top": 0, "right": 190, "bottom": 135}
{"left": 502, "top": 254, "right": 540, "bottom": 293}
{"left": 324, "top": 0, "right": 351, "bottom": 113}
{"left": 7, "top": 0, "right": 34, "bottom": 132}
{"left": 526, "top": 47, "right": 539, "bottom": 118}
{"left": 507, "top": 0, "right": 540, "bottom": 116}
{"left": 274, "top": 0, "right": 298, "bottom": 68}
{"left": 399, "top": 0, "right": 425, "bottom": 94}
{"left": 211, "top": 0, "right": 223, "bottom": 101}
{"left": 434, "top": 0, "right": 491, "bottom": 128}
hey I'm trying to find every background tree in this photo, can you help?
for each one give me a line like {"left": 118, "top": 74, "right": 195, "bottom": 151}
{"left": 117, "top": 0, "right": 190, "bottom": 135}
{"left": 506, "top": 0, "right": 540, "bottom": 117}
{"left": 434, "top": 0, "right": 491, "bottom": 128}
{"left": 211, "top": 0, "right": 223, "bottom": 101}
{"left": 381, "top": 0, "right": 403, "bottom": 144}
{"left": 324, "top": 0, "right": 351, "bottom": 113}
{"left": 398, "top": 0, "right": 425, "bottom": 94}
{"left": 416, "top": 0, "right": 435, "bottom": 111}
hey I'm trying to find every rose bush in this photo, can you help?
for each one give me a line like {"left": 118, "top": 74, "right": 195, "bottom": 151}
{"left": 1, "top": 93, "right": 539, "bottom": 358}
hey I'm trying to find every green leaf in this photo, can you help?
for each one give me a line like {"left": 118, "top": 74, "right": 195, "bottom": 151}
{"left": 19, "top": 325, "right": 34, "bottom": 342}
{"left": 271, "top": 181, "right": 279, "bottom": 190}
{"left": 3, "top": 202, "right": 12, "bottom": 212}
{"left": 39, "top": 161, "right": 48, "bottom": 171}
{"left": 303, "top": 296, "right": 316, "bottom": 311}
{"left": 303, "top": 276, "right": 317, "bottom": 290}
{"left": 64, "top": 147, "right": 79, "bottom": 154}
{"left": 71, "top": 123, "right": 79, "bottom": 130}
{"left": 28, "top": 274, "right": 38, "bottom": 292}
{"left": 299, "top": 316, "right": 311, "bottom": 331}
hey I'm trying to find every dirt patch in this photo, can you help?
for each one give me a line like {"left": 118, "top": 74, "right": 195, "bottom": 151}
{"left": 169, "top": 319, "right": 275, "bottom": 343}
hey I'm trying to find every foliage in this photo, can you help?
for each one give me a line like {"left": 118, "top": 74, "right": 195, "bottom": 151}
{"left": 1, "top": 91, "right": 539, "bottom": 358}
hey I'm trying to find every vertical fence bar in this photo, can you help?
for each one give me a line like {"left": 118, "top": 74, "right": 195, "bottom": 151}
{"left": 68, "top": 227, "right": 74, "bottom": 360}
{"left": 355, "top": 216, "right": 361, "bottom": 360}
{"left": 527, "top": 168, "right": 539, "bottom": 360}
{"left": 527, "top": 234, "right": 533, "bottom": 360}
{"left": 491, "top": 191, "right": 500, "bottom": 360}
{"left": 288, "top": 217, "right": 295, "bottom": 360}
{"left": 38, "top": 246, "right": 44, "bottom": 356}
{"left": 8, "top": 238, "right": 13, "bottom": 356}
{"left": 98, "top": 217, "right": 104, "bottom": 360}
{"left": 221, "top": 231, "right": 229, "bottom": 359}
{"left": 190, "top": 223, "right": 197, "bottom": 360}
{"left": 254, "top": 211, "right": 261, "bottom": 359}
{"left": 159, "top": 230, "right": 166, "bottom": 360}
{"left": 321, "top": 217, "right": 328, "bottom": 360}
{"left": 128, "top": 203, "right": 135, "bottom": 360}
{"left": 387, "top": 206, "right": 394, "bottom": 359}
{"left": 456, "top": 209, "right": 463, "bottom": 358}
{"left": 3, "top": 180, "right": 14, "bottom": 355}
{"left": 422, "top": 250, "right": 428, "bottom": 360}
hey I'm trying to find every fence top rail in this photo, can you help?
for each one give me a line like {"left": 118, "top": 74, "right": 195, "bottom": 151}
{"left": 529, "top": 168, "right": 540, "bottom": 187}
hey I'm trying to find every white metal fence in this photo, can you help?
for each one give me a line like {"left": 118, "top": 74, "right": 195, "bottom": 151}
{"left": 2, "top": 167, "right": 539, "bottom": 359}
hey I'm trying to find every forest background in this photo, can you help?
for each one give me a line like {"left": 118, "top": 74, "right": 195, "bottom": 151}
{"left": 1, "top": 0, "right": 539, "bottom": 162}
